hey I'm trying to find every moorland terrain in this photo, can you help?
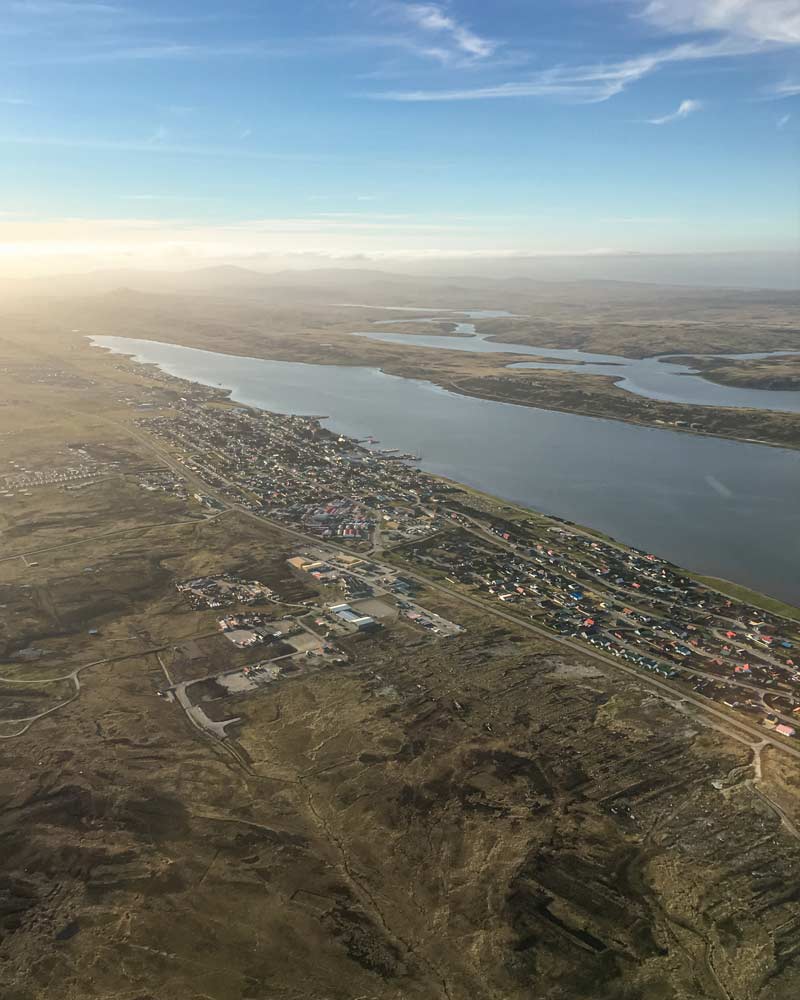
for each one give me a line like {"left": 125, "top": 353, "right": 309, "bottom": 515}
{"left": 1, "top": 281, "right": 800, "bottom": 999}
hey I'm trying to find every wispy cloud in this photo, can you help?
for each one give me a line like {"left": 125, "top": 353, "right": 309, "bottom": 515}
{"left": 6, "top": 1, "right": 218, "bottom": 27}
{"left": 22, "top": 41, "right": 293, "bottom": 65}
{"left": 306, "top": 193, "right": 381, "bottom": 203}
{"left": 767, "top": 79, "right": 800, "bottom": 98}
{"left": 647, "top": 98, "right": 703, "bottom": 124}
{"left": 639, "top": 0, "right": 800, "bottom": 46}
{"left": 368, "top": 40, "right": 739, "bottom": 102}
{"left": 0, "top": 96, "right": 30, "bottom": 105}
{"left": 217, "top": 215, "right": 474, "bottom": 234}
{"left": 10, "top": 32, "right": 474, "bottom": 67}
{"left": 0, "top": 132, "right": 448, "bottom": 169}
{"left": 121, "top": 194, "right": 217, "bottom": 202}
{"left": 8, "top": 1, "right": 120, "bottom": 14}
{"left": 599, "top": 216, "right": 676, "bottom": 224}
{"left": 369, "top": 2, "right": 800, "bottom": 103}
{"left": 0, "top": 134, "right": 325, "bottom": 160}
{"left": 778, "top": 112, "right": 792, "bottom": 128}
{"left": 400, "top": 3, "right": 496, "bottom": 60}
{"left": 369, "top": 50, "right": 658, "bottom": 102}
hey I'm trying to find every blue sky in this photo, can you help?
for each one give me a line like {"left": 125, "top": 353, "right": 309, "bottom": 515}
{"left": 0, "top": 0, "right": 798, "bottom": 272}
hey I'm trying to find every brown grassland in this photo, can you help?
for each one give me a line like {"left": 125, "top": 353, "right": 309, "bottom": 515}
{"left": 0, "top": 294, "right": 799, "bottom": 998}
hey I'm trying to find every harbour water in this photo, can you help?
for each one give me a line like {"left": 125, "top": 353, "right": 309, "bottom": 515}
{"left": 92, "top": 335, "right": 800, "bottom": 605}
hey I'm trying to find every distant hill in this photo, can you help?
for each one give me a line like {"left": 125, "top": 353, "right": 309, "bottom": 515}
{"left": 3, "top": 257, "right": 799, "bottom": 307}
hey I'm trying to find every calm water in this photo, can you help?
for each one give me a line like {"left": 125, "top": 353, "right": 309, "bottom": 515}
{"left": 357, "top": 319, "right": 800, "bottom": 414}
{"left": 92, "top": 336, "right": 800, "bottom": 606}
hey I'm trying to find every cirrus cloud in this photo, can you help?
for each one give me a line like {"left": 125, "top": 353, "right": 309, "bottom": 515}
{"left": 401, "top": 3, "right": 495, "bottom": 59}
{"left": 640, "top": 0, "right": 800, "bottom": 46}
{"left": 647, "top": 98, "right": 703, "bottom": 124}
{"left": 768, "top": 79, "right": 800, "bottom": 97}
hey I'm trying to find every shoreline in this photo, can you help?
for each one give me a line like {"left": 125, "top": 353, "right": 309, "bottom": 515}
{"left": 86, "top": 332, "right": 800, "bottom": 453}
{"left": 428, "top": 374, "right": 800, "bottom": 453}
{"left": 93, "top": 337, "right": 800, "bottom": 619}
{"left": 428, "top": 475, "right": 800, "bottom": 623}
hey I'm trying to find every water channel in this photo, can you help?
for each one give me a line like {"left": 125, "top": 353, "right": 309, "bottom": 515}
{"left": 91, "top": 334, "right": 800, "bottom": 606}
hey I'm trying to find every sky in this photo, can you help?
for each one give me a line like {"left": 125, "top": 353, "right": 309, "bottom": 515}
{"left": 0, "top": 0, "right": 798, "bottom": 274}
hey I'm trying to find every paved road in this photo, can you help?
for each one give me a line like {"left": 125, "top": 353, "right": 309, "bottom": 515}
{"left": 0, "top": 633, "right": 217, "bottom": 739}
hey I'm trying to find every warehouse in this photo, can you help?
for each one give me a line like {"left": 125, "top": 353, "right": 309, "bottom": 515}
{"left": 328, "top": 603, "right": 377, "bottom": 631}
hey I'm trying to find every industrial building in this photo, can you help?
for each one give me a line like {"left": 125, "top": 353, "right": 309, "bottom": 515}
{"left": 328, "top": 603, "right": 377, "bottom": 631}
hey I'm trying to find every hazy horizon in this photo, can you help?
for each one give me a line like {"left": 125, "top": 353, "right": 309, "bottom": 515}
{"left": 3, "top": 251, "right": 799, "bottom": 292}
{"left": 1, "top": 1, "right": 798, "bottom": 280}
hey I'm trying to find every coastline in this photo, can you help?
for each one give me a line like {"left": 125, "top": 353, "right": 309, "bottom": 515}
{"left": 429, "top": 475, "right": 800, "bottom": 622}
{"left": 92, "top": 336, "right": 800, "bottom": 619}
{"left": 85, "top": 330, "right": 800, "bottom": 452}
{"left": 427, "top": 372, "right": 800, "bottom": 452}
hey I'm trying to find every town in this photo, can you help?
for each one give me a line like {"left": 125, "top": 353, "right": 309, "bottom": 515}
{"left": 132, "top": 382, "right": 799, "bottom": 739}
